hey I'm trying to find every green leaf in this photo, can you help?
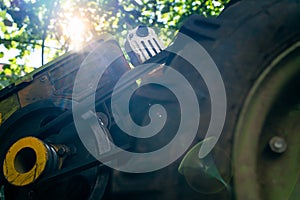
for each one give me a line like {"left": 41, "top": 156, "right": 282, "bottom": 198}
{"left": 0, "top": 10, "right": 6, "bottom": 19}
{"left": 178, "top": 137, "right": 231, "bottom": 194}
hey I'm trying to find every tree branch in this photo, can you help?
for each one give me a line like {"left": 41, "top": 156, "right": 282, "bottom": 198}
{"left": 0, "top": 38, "right": 60, "bottom": 50}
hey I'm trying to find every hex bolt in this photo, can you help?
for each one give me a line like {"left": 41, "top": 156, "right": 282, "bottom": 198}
{"left": 57, "top": 146, "right": 70, "bottom": 157}
{"left": 269, "top": 136, "right": 287, "bottom": 154}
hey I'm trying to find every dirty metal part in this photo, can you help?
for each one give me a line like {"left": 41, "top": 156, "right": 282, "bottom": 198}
{"left": 3, "top": 137, "right": 59, "bottom": 186}
{"left": 233, "top": 42, "right": 300, "bottom": 200}
{"left": 0, "top": 35, "right": 131, "bottom": 198}
{"left": 0, "top": 35, "right": 131, "bottom": 118}
{"left": 0, "top": 101, "right": 111, "bottom": 200}
{"left": 18, "top": 74, "right": 53, "bottom": 107}
{"left": 0, "top": 94, "right": 20, "bottom": 125}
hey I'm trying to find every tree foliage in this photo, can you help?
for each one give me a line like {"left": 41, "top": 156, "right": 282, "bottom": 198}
{"left": 0, "top": 0, "right": 229, "bottom": 88}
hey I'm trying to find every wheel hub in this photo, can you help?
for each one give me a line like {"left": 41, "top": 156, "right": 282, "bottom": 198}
{"left": 233, "top": 42, "right": 300, "bottom": 200}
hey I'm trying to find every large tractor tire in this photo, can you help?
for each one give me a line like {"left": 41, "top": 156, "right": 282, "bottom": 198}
{"left": 187, "top": 0, "right": 300, "bottom": 199}
{"left": 107, "top": 1, "right": 300, "bottom": 200}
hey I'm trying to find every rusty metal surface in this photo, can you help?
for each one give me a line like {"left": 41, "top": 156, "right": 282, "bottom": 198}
{"left": 0, "top": 94, "right": 20, "bottom": 125}
{"left": 17, "top": 74, "right": 53, "bottom": 107}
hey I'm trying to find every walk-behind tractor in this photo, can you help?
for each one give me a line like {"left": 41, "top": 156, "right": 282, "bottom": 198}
{"left": 0, "top": 0, "right": 299, "bottom": 199}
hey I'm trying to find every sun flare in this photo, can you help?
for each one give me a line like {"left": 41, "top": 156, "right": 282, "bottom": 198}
{"left": 61, "top": 16, "right": 91, "bottom": 50}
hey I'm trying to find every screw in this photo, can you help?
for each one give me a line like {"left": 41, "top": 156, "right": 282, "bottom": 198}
{"left": 57, "top": 146, "right": 69, "bottom": 157}
{"left": 129, "top": 33, "right": 134, "bottom": 39}
{"left": 269, "top": 136, "right": 287, "bottom": 153}
{"left": 39, "top": 76, "right": 47, "bottom": 82}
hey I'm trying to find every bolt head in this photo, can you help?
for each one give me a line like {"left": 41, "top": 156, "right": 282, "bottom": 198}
{"left": 39, "top": 76, "right": 47, "bottom": 82}
{"left": 269, "top": 136, "right": 287, "bottom": 153}
{"left": 57, "top": 147, "right": 66, "bottom": 156}
{"left": 136, "top": 25, "right": 149, "bottom": 37}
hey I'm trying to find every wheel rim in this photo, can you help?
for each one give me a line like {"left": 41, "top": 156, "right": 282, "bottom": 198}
{"left": 233, "top": 41, "right": 300, "bottom": 200}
